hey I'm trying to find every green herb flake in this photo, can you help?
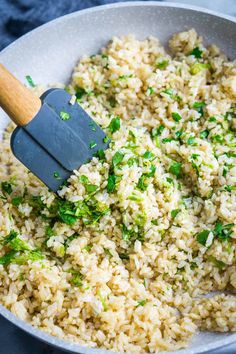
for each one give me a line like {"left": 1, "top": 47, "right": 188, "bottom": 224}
{"left": 136, "top": 299, "right": 147, "bottom": 307}
{"left": 25, "top": 75, "right": 36, "bottom": 87}
{"left": 190, "top": 47, "right": 203, "bottom": 58}
{"left": 75, "top": 86, "right": 87, "bottom": 100}
{"left": 151, "top": 125, "right": 165, "bottom": 137}
{"left": 172, "top": 112, "right": 182, "bottom": 122}
{"left": 190, "top": 63, "right": 210, "bottom": 75}
{"left": 147, "top": 87, "right": 155, "bottom": 96}
{"left": 103, "top": 136, "right": 110, "bottom": 143}
{"left": 196, "top": 230, "right": 210, "bottom": 246}
{"left": 208, "top": 256, "right": 226, "bottom": 269}
{"left": 108, "top": 117, "right": 121, "bottom": 133}
{"left": 156, "top": 60, "right": 169, "bottom": 70}
{"left": 12, "top": 196, "right": 23, "bottom": 206}
{"left": 213, "top": 221, "right": 234, "bottom": 242}
{"left": 107, "top": 174, "right": 121, "bottom": 193}
{"left": 143, "top": 151, "right": 154, "bottom": 159}
{"left": 162, "top": 138, "right": 175, "bottom": 143}
{"left": 209, "top": 116, "right": 216, "bottom": 122}
{"left": 200, "top": 130, "right": 209, "bottom": 139}
{"left": 1, "top": 181, "right": 13, "bottom": 195}
{"left": 224, "top": 185, "right": 236, "bottom": 192}
{"left": 60, "top": 111, "right": 71, "bottom": 121}
{"left": 171, "top": 209, "right": 180, "bottom": 219}
{"left": 89, "top": 140, "right": 97, "bottom": 149}
{"left": 53, "top": 171, "right": 61, "bottom": 179}
{"left": 193, "top": 101, "right": 206, "bottom": 116}
{"left": 169, "top": 162, "right": 182, "bottom": 178}
{"left": 137, "top": 175, "right": 148, "bottom": 191}
{"left": 112, "top": 151, "right": 124, "bottom": 167}
{"left": 96, "top": 149, "right": 105, "bottom": 161}
{"left": 187, "top": 135, "right": 196, "bottom": 146}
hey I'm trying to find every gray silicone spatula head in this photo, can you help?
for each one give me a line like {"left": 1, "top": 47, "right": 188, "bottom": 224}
{"left": 10, "top": 88, "right": 109, "bottom": 192}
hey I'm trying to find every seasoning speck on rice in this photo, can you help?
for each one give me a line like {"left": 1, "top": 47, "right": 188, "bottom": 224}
{"left": 0, "top": 29, "right": 235, "bottom": 353}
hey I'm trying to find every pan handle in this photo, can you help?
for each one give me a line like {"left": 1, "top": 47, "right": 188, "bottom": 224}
{"left": 0, "top": 64, "right": 41, "bottom": 126}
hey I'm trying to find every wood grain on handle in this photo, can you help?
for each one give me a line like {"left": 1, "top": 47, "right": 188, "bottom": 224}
{"left": 0, "top": 64, "right": 41, "bottom": 126}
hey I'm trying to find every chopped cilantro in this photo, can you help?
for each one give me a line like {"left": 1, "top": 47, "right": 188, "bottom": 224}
{"left": 156, "top": 60, "right": 169, "bottom": 70}
{"left": 143, "top": 151, "right": 154, "bottom": 159}
{"left": 190, "top": 63, "right": 210, "bottom": 75}
{"left": 136, "top": 299, "right": 146, "bottom": 307}
{"left": 200, "top": 130, "right": 209, "bottom": 139}
{"left": 196, "top": 230, "right": 210, "bottom": 246}
{"left": 175, "top": 130, "right": 183, "bottom": 139}
{"left": 69, "top": 270, "right": 83, "bottom": 287}
{"left": 162, "top": 138, "right": 175, "bottom": 143}
{"left": 193, "top": 101, "right": 206, "bottom": 116}
{"left": 108, "top": 117, "right": 121, "bottom": 133}
{"left": 191, "top": 153, "right": 200, "bottom": 160}
{"left": 98, "top": 290, "right": 108, "bottom": 311}
{"left": 209, "top": 116, "right": 216, "bottom": 122}
{"left": 1, "top": 181, "right": 13, "bottom": 195}
{"left": 208, "top": 256, "right": 226, "bottom": 269}
{"left": 107, "top": 174, "right": 120, "bottom": 193}
{"left": 172, "top": 112, "right": 182, "bottom": 122}
{"left": 60, "top": 111, "right": 71, "bottom": 121}
{"left": 147, "top": 87, "right": 154, "bottom": 96}
{"left": 151, "top": 125, "right": 165, "bottom": 137}
{"left": 103, "top": 136, "right": 110, "bottom": 143}
{"left": 53, "top": 171, "right": 61, "bottom": 179}
{"left": 25, "top": 75, "right": 36, "bottom": 87}
{"left": 118, "top": 74, "right": 133, "bottom": 80}
{"left": 213, "top": 221, "right": 234, "bottom": 242}
{"left": 137, "top": 175, "right": 148, "bottom": 191}
{"left": 112, "top": 151, "right": 124, "bottom": 167}
{"left": 224, "top": 185, "right": 236, "bottom": 192}
{"left": 89, "top": 140, "right": 97, "bottom": 149}
{"left": 75, "top": 86, "right": 86, "bottom": 100}
{"left": 96, "top": 149, "right": 105, "bottom": 161}
{"left": 211, "top": 135, "right": 224, "bottom": 143}
{"left": 169, "top": 162, "right": 182, "bottom": 178}
{"left": 187, "top": 135, "right": 196, "bottom": 146}
{"left": 190, "top": 47, "right": 203, "bottom": 58}
{"left": 12, "top": 196, "right": 23, "bottom": 206}
{"left": 171, "top": 209, "right": 180, "bottom": 219}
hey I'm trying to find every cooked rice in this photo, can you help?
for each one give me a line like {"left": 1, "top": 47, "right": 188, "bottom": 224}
{"left": 0, "top": 29, "right": 235, "bottom": 353}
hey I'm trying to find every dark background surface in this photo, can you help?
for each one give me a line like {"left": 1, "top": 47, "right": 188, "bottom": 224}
{"left": 0, "top": 0, "right": 235, "bottom": 353}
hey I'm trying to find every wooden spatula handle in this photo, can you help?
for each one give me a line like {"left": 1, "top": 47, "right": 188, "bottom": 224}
{"left": 0, "top": 64, "right": 41, "bottom": 126}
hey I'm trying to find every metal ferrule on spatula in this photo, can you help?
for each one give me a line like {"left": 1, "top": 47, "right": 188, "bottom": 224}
{"left": 0, "top": 64, "right": 109, "bottom": 192}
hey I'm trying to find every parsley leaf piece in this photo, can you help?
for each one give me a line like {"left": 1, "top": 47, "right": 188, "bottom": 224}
{"left": 224, "top": 185, "right": 236, "bottom": 192}
{"left": 208, "top": 256, "right": 226, "bottom": 269}
{"left": 0, "top": 250, "right": 17, "bottom": 265}
{"left": 147, "top": 87, "right": 154, "bottom": 96}
{"left": 190, "top": 63, "right": 210, "bottom": 75}
{"left": 60, "top": 111, "right": 71, "bottom": 121}
{"left": 193, "top": 101, "right": 206, "bottom": 116}
{"left": 112, "top": 151, "right": 124, "bottom": 167}
{"left": 25, "top": 75, "right": 36, "bottom": 87}
{"left": 1, "top": 181, "right": 13, "bottom": 195}
{"left": 169, "top": 162, "right": 182, "bottom": 178}
{"left": 136, "top": 299, "right": 146, "bottom": 307}
{"left": 171, "top": 209, "right": 180, "bottom": 219}
{"left": 137, "top": 175, "right": 148, "bottom": 191}
{"left": 172, "top": 112, "right": 182, "bottom": 122}
{"left": 89, "top": 140, "right": 97, "bottom": 149}
{"left": 108, "top": 117, "right": 121, "bottom": 133}
{"left": 12, "top": 196, "right": 23, "bottom": 206}
{"left": 53, "top": 171, "right": 61, "bottom": 179}
{"left": 190, "top": 47, "right": 203, "bottom": 58}
{"left": 96, "top": 149, "right": 105, "bottom": 161}
{"left": 151, "top": 125, "right": 165, "bottom": 137}
{"left": 213, "top": 221, "right": 234, "bottom": 241}
{"left": 75, "top": 86, "right": 87, "bottom": 100}
{"left": 187, "top": 135, "right": 196, "bottom": 146}
{"left": 143, "top": 151, "right": 154, "bottom": 159}
{"left": 196, "top": 230, "right": 210, "bottom": 246}
{"left": 200, "top": 130, "right": 209, "bottom": 139}
{"left": 156, "top": 60, "right": 169, "bottom": 70}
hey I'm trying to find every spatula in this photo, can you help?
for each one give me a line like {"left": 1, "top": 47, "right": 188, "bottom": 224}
{"left": 0, "top": 64, "right": 109, "bottom": 192}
